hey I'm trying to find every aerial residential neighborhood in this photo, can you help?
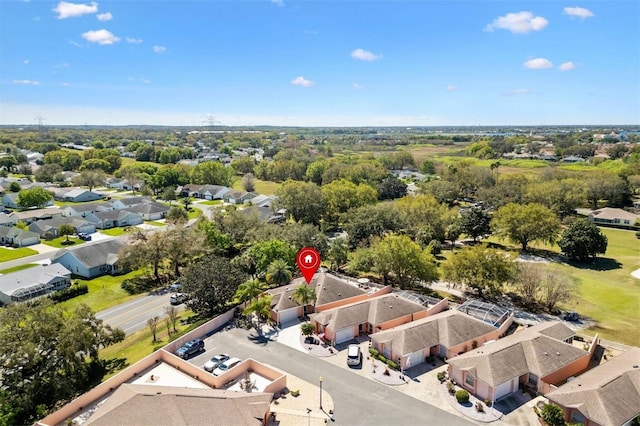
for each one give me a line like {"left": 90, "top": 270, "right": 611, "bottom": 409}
{"left": 1, "top": 1, "right": 639, "bottom": 425}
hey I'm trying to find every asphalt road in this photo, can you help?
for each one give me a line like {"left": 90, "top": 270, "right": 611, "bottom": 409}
{"left": 191, "top": 327, "right": 473, "bottom": 426}
{"left": 96, "top": 289, "right": 184, "bottom": 335}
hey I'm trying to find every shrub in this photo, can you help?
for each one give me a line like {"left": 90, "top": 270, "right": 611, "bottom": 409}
{"left": 377, "top": 354, "right": 387, "bottom": 363}
{"left": 455, "top": 389, "right": 470, "bottom": 404}
{"left": 540, "top": 403, "right": 565, "bottom": 426}
{"left": 425, "top": 355, "right": 436, "bottom": 364}
{"left": 386, "top": 360, "right": 398, "bottom": 370}
{"left": 369, "top": 347, "right": 380, "bottom": 358}
{"left": 484, "top": 399, "right": 491, "bottom": 407}
{"left": 533, "top": 406, "right": 540, "bottom": 417}
{"left": 49, "top": 283, "right": 89, "bottom": 302}
{"left": 300, "top": 322, "right": 314, "bottom": 336}
{"left": 447, "top": 381, "right": 456, "bottom": 394}
{"left": 437, "top": 371, "right": 447, "bottom": 383}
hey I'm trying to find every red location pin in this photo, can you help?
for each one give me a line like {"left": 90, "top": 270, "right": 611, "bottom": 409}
{"left": 296, "top": 247, "right": 321, "bottom": 284}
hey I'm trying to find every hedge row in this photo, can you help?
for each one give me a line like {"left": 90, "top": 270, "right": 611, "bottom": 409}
{"left": 49, "top": 283, "right": 88, "bottom": 302}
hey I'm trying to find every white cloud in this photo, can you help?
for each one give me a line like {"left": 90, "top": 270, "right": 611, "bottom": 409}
{"left": 126, "top": 36, "right": 143, "bottom": 44}
{"left": 270, "top": 0, "right": 284, "bottom": 6}
{"left": 523, "top": 58, "right": 553, "bottom": 69}
{"left": 353, "top": 83, "right": 364, "bottom": 90}
{"left": 96, "top": 12, "right": 112, "bottom": 21}
{"left": 505, "top": 89, "right": 531, "bottom": 96}
{"left": 558, "top": 61, "right": 576, "bottom": 71}
{"left": 446, "top": 85, "right": 458, "bottom": 91}
{"left": 82, "top": 29, "right": 120, "bottom": 45}
{"left": 23, "top": 59, "right": 30, "bottom": 64}
{"left": 140, "top": 78, "right": 152, "bottom": 84}
{"left": 12, "top": 80, "right": 40, "bottom": 85}
{"left": 485, "top": 11, "right": 548, "bottom": 34}
{"left": 152, "top": 45, "right": 167, "bottom": 53}
{"left": 291, "top": 76, "right": 314, "bottom": 87}
{"left": 53, "top": 1, "right": 98, "bottom": 19}
{"left": 351, "top": 48, "right": 382, "bottom": 62}
{"left": 563, "top": 6, "right": 595, "bottom": 19}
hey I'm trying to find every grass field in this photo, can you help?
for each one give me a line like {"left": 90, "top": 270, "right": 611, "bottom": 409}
{"left": 0, "top": 263, "right": 39, "bottom": 274}
{"left": 0, "top": 247, "right": 39, "bottom": 262}
{"left": 198, "top": 200, "right": 223, "bottom": 205}
{"left": 487, "top": 228, "right": 640, "bottom": 346}
{"left": 99, "top": 227, "right": 131, "bottom": 237}
{"left": 100, "top": 311, "right": 207, "bottom": 380}
{"left": 42, "top": 236, "right": 87, "bottom": 248}
{"left": 59, "top": 269, "right": 147, "bottom": 312}
{"left": 232, "top": 178, "right": 281, "bottom": 195}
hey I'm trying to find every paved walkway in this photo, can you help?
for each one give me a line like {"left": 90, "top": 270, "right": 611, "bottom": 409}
{"left": 268, "top": 374, "right": 335, "bottom": 425}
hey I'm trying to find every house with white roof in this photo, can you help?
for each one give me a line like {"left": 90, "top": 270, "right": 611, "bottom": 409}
{"left": 0, "top": 264, "right": 71, "bottom": 305}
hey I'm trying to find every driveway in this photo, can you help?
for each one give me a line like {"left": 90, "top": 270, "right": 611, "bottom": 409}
{"left": 276, "top": 320, "right": 307, "bottom": 353}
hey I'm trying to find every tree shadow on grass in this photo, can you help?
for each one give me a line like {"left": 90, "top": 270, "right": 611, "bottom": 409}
{"left": 563, "top": 257, "right": 622, "bottom": 271}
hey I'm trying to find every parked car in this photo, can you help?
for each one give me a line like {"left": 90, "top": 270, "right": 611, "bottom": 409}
{"left": 169, "top": 281, "right": 183, "bottom": 292}
{"left": 175, "top": 338, "right": 204, "bottom": 359}
{"left": 203, "top": 354, "right": 230, "bottom": 372}
{"left": 564, "top": 311, "right": 580, "bottom": 321}
{"left": 170, "top": 293, "right": 187, "bottom": 305}
{"left": 77, "top": 233, "right": 92, "bottom": 241}
{"left": 347, "top": 344, "right": 362, "bottom": 366}
{"left": 213, "top": 357, "right": 242, "bottom": 376}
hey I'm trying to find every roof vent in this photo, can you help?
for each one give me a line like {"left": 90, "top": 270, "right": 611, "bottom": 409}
{"left": 557, "top": 352, "right": 561, "bottom": 356}
{"left": 633, "top": 365, "right": 639, "bottom": 369}
{"left": 544, "top": 352, "right": 548, "bottom": 356}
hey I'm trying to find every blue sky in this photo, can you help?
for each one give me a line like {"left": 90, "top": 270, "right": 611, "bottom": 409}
{"left": 1, "top": 1, "right": 638, "bottom": 126}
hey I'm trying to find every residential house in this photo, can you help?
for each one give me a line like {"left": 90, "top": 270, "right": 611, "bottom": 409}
{"left": 0, "top": 264, "right": 71, "bottom": 305}
{"left": 125, "top": 202, "right": 169, "bottom": 221}
{"left": 11, "top": 207, "right": 63, "bottom": 224}
{"left": 29, "top": 217, "right": 96, "bottom": 238}
{"left": 588, "top": 208, "right": 639, "bottom": 228}
{"left": 54, "top": 188, "right": 105, "bottom": 203}
{"left": 179, "top": 184, "right": 230, "bottom": 200}
{"left": 110, "top": 196, "right": 152, "bottom": 210}
{"left": 2, "top": 192, "right": 54, "bottom": 209}
{"left": 51, "top": 239, "right": 125, "bottom": 278}
{"left": 546, "top": 347, "right": 640, "bottom": 426}
{"left": 446, "top": 321, "right": 598, "bottom": 403}
{"left": 107, "top": 177, "right": 140, "bottom": 191}
{"left": 61, "top": 202, "right": 113, "bottom": 218}
{"left": 370, "top": 310, "right": 514, "bottom": 370}
{"left": 309, "top": 293, "right": 435, "bottom": 345}
{"left": 223, "top": 190, "right": 257, "bottom": 204}
{"left": 0, "top": 226, "right": 40, "bottom": 247}
{"left": 562, "top": 155, "right": 586, "bottom": 163}
{"left": 240, "top": 205, "right": 284, "bottom": 224}
{"left": 0, "top": 212, "right": 17, "bottom": 227}
{"left": 247, "top": 194, "right": 276, "bottom": 207}
{"left": 85, "top": 210, "right": 143, "bottom": 229}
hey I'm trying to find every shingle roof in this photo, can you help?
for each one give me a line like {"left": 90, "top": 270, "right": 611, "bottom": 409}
{"left": 547, "top": 348, "right": 640, "bottom": 426}
{"left": 126, "top": 202, "right": 169, "bottom": 214}
{"left": 314, "top": 273, "right": 367, "bottom": 306}
{"left": 370, "top": 310, "right": 497, "bottom": 354}
{"left": 65, "top": 202, "right": 111, "bottom": 213}
{"left": 85, "top": 384, "right": 271, "bottom": 426}
{"left": 446, "top": 321, "right": 586, "bottom": 386}
{"left": 0, "top": 264, "right": 71, "bottom": 297}
{"left": 90, "top": 209, "right": 140, "bottom": 221}
{"left": 589, "top": 207, "right": 638, "bottom": 221}
{"left": 114, "top": 196, "right": 152, "bottom": 206}
{"left": 0, "top": 226, "right": 39, "bottom": 240}
{"left": 52, "top": 239, "right": 124, "bottom": 269}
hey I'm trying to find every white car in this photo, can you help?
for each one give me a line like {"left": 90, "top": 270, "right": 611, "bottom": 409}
{"left": 213, "top": 357, "right": 242, "bottom": 376}
{"left": 347, "top": 344, "right": 362, "bottom": 366}
{"left": 203, "top": 354, "right": 230, "bottom": 372}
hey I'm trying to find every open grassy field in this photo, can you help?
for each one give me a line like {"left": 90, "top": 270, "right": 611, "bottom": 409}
{"left": 488, "top": 228, "right": 640, "bottom": 346}
{"left": 0, "top": 263, "right": 39, "bottom": 274}
{"left": 232, "top": 178, "right": 281, "bottom": 195}
{"left": 0, "top": 247, "right": 39, "bottom": 262}
{"left": 59, "top": 269, "right": 147, "bottom": 312}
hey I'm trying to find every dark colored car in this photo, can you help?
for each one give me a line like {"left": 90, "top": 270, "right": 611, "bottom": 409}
{"left": 78, "top": 233, "right": 92, "bottom": 241}
{"left": 175, "top": 338, "right": 204, "bottom": 359}
{"left": 170, "top": 293, "right": 187, "bottom": 305}
{"left": 564, "top": 311, "right": 580, "bottom": 321}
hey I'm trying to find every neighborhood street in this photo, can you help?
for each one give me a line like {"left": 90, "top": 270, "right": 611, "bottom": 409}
{"left": 190, "top": 327, "right": 474, "bottom": 426}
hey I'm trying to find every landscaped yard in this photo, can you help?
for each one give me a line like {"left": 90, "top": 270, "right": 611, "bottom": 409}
{"left": 0, "top": 247, "right": 39, "bottom": 262}
{"left": 198, "top": 200, "right": 223, "bottom": 206}
{"left": 0, "top": 263, "right": 39, "bottom": 274}
{"left": 42, "top": 236, "right": 86, "bottom": 248}
{"left": 232, "top": 178, "right": 281, "bottom": 195}
{"left": 99, "top": 227, "right": 136, "bottom": 237}
{"left": 59, "top": 269, "right": 148, "bottom": 313}
{"left": 487, "top": 228, "right": 640, "bottom": 346}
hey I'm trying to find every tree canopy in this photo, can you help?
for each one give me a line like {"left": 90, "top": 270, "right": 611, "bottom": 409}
{"left": 371, "top": 234, "right": 439, "bottom": 289}
{"left": 492, "top": 203, "right": 560, "bottom": 251}
{"left": 558, "top": 219, "right": 608, "bottom": 261}
{"left": 16, "top": 187, "right": 54, "bottom": 209}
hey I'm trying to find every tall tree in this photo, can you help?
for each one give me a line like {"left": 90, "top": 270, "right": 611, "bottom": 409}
{"left": 265, "top": 259, "right": 293, "bottom": 287}
{"left": 243, "top": 293, "right": 274, "bottom": 334}
{"left": 276, "top": 180, "right": 326, "bottom": 225}
{"left": 371, "top": 234, "right": 439, "bottom": 289}
{"left": 191, "top": 161, "right": 235, "bottom": 186}
{"left": 0, "top": 301, "right": 124, "bottom": 425}
{"left": 492, "top": 203, "right": 560, "bottom": 251}
{"left": 342, "top": 203, "right": 406, "bottom": 248}
{"left": 242, "top": 172, "right": 256, "bottom": 192}
{"left": 441, "top": 244, "right": 516, "bottom": 298}
{"left": 396, "top": 194, "right": 451, "bottom": 242}
{"left": 558, "top": 219, "right": 608, "bottom": 261}
{"left": 164, "top": 223, "right": 206, "bottom": 277}
{"left": 327, "top": 237, "right": 349, "bottom": 271}
{"left": 118, "top": 230, "right": 168, "bottom": 281}
{"left": 147, "top": 316, "right": 160, "bottom": 342}
{"left": 16, "top": 187, "right": 54, "bottom": 209}
{"left": 460, "top": 208, "right": 492, "bottom": 241}
{"left": 322, "top": 179, "right": 377, "bottom": 225}
{"left": 291, "top": 283, "right": 317, "bottom": 318}
{"left": 58, "top": 223, "right": 75, "bottom": 242}
{"left": 183, "top": 255, "right": 247, "bottom": 317}
{"left": 72, "top": 169, "right": 107, "bottom": 192}
{"left": 377, "top": 177, "right": 407, "bottom": 200}
{"left": 232, "top": 278, "right": 268, "bottom": 305}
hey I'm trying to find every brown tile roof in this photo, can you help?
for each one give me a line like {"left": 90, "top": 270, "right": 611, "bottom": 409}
{"left": 310, "top": 294, "right": 426, "bottom": 331}
{"left": 85, "top": 384, "right": 272, "bottom": 426}
{"left": 370, "top": 310, "right": 497, "bottom": 354}
{"left": 547, "top": 348, "right": 640, "bottom": 426}
{"left": 589, "top": 207, "right": 638, "bottom": 221}
{"left": 447, "top": 321, "right": 587, "bottom": 386}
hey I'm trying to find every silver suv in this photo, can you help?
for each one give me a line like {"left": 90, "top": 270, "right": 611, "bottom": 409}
{"left": 347, "top": 344, "right": 361, "bottom": 366}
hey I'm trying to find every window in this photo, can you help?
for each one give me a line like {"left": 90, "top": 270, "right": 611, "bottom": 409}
{"left": 528, "top": 373, "right": 538, "bottom": 386}
{"left": 465, "top": 374, "right": 475, "bottom": 387}
{"left": 571, "top": 411, "right": 585, "bottom": 424}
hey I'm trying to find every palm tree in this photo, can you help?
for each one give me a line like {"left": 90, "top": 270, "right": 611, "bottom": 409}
{"left": 291, "top": 284, "right": 317, "bottom": 319}
{"left": 243, "top": 294, "right": 274, "bottom": 335}
{"left": 265, "top": 259, "right": 292, "bottom": 287}
{"left": 232, "top": 279, "right": 268, "bottom": 306}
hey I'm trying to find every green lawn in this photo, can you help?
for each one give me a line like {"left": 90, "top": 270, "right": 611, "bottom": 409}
{"left": 187, "top": 208, "right": 203, "bottom": 219}
{"left": 59, "top": 269, "right": 148, "bottom": 312}
{"left": 0, "top": 263, "right": 39, "bottom": 274}
{"left": 145, "top": 221, "right": 166, "bottom": 227}
{"left": 100, "top": 227, "right": 128, "bottom": 237}
{"left": 486, "top": 228, "right": 640, "bottom": 346}
{"left": 199, "top": 200, "right": 223, "bottom": 206}
{"left": 42, "top": 236, "right": 87, "bottom": 248}
{"left": 232, "top": 178, "right": 281, "bottom": 195}
{"left": 0, "top": 247, "right": 39, "bottom": 262}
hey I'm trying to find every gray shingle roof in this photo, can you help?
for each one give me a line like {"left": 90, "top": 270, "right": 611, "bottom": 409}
{"left": 314, "top": 273, "right": 367, "bottom": 306}
{"left": 52, "top": 239, "right": 125, "bottom": 269}
{"left": 547, "top": 348, "right": 640, "bottom": 426}
{"left": 370, "top": 310, "right": 497, "bottom": 354}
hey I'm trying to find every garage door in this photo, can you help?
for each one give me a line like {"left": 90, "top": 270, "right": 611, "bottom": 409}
{"left": 278, "top": 308, "right": 299, "bottom": 325}
{"left": 335, "top": 327, "right": 354, "bottom": 344}
{"left": 405, "top": 350, "right": 424, "bottom": 369}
